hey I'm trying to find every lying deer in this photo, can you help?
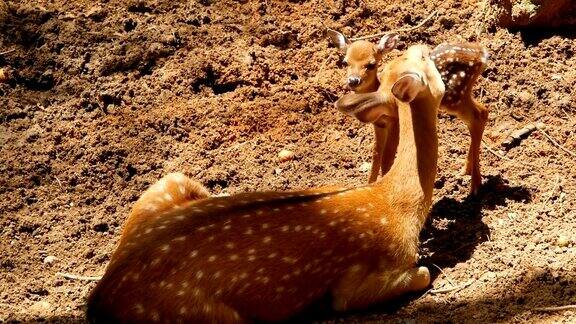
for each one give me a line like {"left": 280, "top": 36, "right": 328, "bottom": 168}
{"left": 330, "top": 31, "right": 489, "bottom": 194}
{"left": 86, "top": 44, "right": 445, "bottom": 323}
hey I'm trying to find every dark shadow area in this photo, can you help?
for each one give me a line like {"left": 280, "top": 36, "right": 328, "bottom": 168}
{"left": 517, "top": 27, "right": 576, "bottom": 47}
{"left": 421, "top": 174, "right": 532, "bottom": 270}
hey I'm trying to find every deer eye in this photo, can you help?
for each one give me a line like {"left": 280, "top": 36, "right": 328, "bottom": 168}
{"left": 365, "top": 62, "right": 376, "bottom": 70}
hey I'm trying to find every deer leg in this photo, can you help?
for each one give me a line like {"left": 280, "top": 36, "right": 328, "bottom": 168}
{"left": 370, "top": 124, "right": 388, "bottom": 183}
{"left": 123, "top": 173, "right": 210, "bottom": 239}
{"left": 380, "top": 118, "right": 399, "bottom": 176}
{"left": 460, "top": 99, "right": 488, "bottom": 195}
{"left": 332, "top": 265, "right": 430, "bottom": 312}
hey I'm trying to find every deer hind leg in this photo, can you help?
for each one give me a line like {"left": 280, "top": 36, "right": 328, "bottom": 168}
{"left": 123, "top": 173, "right": 210, "bottom": 237}
{"left": 458, "top": 98, "right": 488, "bottom": 195}
{"left": 380, "top": 118, "right": 399, "bottom": 177}
{"left": 370, "top": 124, "right": 388, "bottom": 183}
{"left": 332, "top": 264, "right": 430, "bottom": 312}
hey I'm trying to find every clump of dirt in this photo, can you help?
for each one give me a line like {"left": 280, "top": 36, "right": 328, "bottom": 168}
{"left": 1, "top": 0, "right": 575, "bottom": 323}
{"left": 489, "top": 0, "right": 576, "bottom": 28}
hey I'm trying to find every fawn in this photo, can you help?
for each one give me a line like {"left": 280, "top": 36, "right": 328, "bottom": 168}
{"left": 330, "top": 30, "right": 489, "bottom": 194}
{"left": 328, "top": 30, "right": 401, "bottom": 182}
{"left": 86, "top": 45, "right": 445, "bottom": 323}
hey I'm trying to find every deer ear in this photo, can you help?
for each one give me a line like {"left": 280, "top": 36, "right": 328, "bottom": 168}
{"left": 376, "top": 33, "right": 399, "bottom": 54}
{"left": 391, "top": 72, "right": 426, "bottom": 102}
{"left": 327, "top": 29, "right": 349, "bottom": 50}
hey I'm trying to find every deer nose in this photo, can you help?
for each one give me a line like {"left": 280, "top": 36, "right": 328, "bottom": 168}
{"left": 347, "top": 76, "right": 361, "bottom": 87}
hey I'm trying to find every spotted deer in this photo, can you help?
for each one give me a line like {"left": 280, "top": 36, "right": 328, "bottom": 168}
{"left": 86, "top": 45, "right": 445, "bottom": 323}
{"left": 328, "top": 30, "right": 401, "bottom": 182}
{"left": 330, "top": 31, "right": 489, "bottom": 194}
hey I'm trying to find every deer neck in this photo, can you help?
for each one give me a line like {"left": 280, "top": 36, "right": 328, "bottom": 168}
{"left": 377, "top": 95, "right": 438, "bottom": 225}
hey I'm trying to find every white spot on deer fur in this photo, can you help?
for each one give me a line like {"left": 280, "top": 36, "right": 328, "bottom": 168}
{"left": 145, "top": 228, "right": 153, "bottom": 234}
{"left": 329, "top": 221, "right": 336, "bottom": 226}
{"left": 173, "top": 236, "right": 186, "bottom": 242}
{"left": 196, "top": 271, "right": 204, "bottom": 279}
{"left": 204, "top": 305, "right": 211, "bottom": 313}
{"left": 248, "top": 255, "right": 256, "bottom": 261}
{"left": 262, "top": 277, "right": 270, "bottom": 284}
{"left": 223, "top": 224, "right": 231, "bottom": 230}
{"left": 262, "top": 223, "right": 269, "bottom": 229}
{"left": 268, "top": 252, "right": 277, "bottom": 258}
{"left": 160, "top": 244, "right": 170, "bottom": 252}
{"left": 151, "top": 258, "right": 161, "bottom": 266}
{"left": 276, "top": 286, "right": 285, "bottom": 292}
{"left": 208, "top": 236, "right": 214, "bottom": 241}
{"left": 175, "top": 215, "right": 185, "bottom": 221}
{"left": 263, "top": 236, "right": 272, "bottom": 243}
{"left": 282, "top": 257, "right": 297, "bottom": 264}
{"left": 189, "top": 250, "right": 198, "bottom": 258}
{"left": 214, "top": 271, "right": 221, "bottom": 278}
{"left": 257, "top": 210, "right": 264, "bottom": 215}
{"left": 208, "top": 255, "right": 217, "bottom": 262}
{"left": 273, "top": 208, "right": 280, "bottom": 212}
{"left": 230, "top": 254, "right": 239, "bottom": 261}
{"left": 244, "top": 227, "right": 253, "bottom": 235}
{"left": 248, "top": 248, "right": 256, "bottom": 254}
{"left": 281, "top": 225, "right": 289, "bottom": 232}
{"left": 145, "top": 205, "right": 158, "bottom": 212}
{"left": 177, "top": 290, "right": 185, "bottom": 296}
{"left": 295, "top": 225, "right": 302, "bottom": 232}
{"left": 134, "top": 303, "right": 144, "bottom": 314}
{"left": 241, "top": 214, "right": 251, "bottom": 218}
{"left": 239, "top": 272, "right": 248, "bottom": 279}
{"left": 320, "top": 209, "right": 327, "bottom": 214}
{"left": 459, "top": 71, "right": 466, "bottom": 78}
{"left": 179, "top": 306, "right": 187, "bottom": 315}
{"left": 151, "top": 310, "right": 160, "bottom": 321}
{"left": 447, "top": 57, "right": 454, "bottom": 63}
{"left": 163, "top": 193, "right": 173, "bottom": 202}
{"left": 196, "top": 226, "right": 207, "bottom": 232}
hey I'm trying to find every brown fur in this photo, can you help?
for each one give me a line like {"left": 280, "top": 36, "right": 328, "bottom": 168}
{"left": 86, "top": 45, "right": 444, "bottom": 323}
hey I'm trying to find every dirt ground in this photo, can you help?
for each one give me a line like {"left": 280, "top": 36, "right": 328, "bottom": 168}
{"left": 1, "top": 0, "right": 575, "bottom": 323}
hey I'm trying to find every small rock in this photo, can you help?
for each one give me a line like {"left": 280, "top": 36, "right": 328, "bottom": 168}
{"left": 359, "top": 162, "right": 371, "bottom": 173}
{"left": 0, "top": 67, "right": 9, "bottom": 83}
{"left": 557, "top": 235, "right": 570, "bottom": 247}
{"left": 274, "top": 168, "right": 282, "bottom": 175}
{"left": 43, "top": 256, "right": 58, "bottom": 264}
{"left": 29, "top": 300, "right": 52, "bottom": 316}
{"left": 278, "top": 149, "right": 294, "bottom": 162}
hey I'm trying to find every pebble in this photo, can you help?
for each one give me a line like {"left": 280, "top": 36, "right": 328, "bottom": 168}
{"left": 29, "top": 300, "right": 52, "bottom": 316}
{"left": 43, "top": 256, "right": 58, "bottom": 264}
{"left": 359, "top": 162, "right": 371, "bottom": 173}
{"left": 556, "top": 235, "right": 570, "bottom": 247}
{"left": 278, "top": 149, "right": 294, "bottom": 162}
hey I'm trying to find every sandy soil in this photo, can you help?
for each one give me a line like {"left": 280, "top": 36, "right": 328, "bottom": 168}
{"left": 1, "top": 0, "right": 575, "bottom": 322}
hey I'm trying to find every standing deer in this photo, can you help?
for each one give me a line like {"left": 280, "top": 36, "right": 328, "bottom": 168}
{"left": 86, "top": 44, "right": 445, "bottom": 323}
{"left": 330, "top": 30, "right": 489, "bottom": 194}
{"left": 328, "top": 30, "right": 401, "bottom": 183}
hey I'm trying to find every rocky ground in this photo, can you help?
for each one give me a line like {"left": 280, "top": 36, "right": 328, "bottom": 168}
{"left": 1, "top": 0, "right": 575, "bottom": 322}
